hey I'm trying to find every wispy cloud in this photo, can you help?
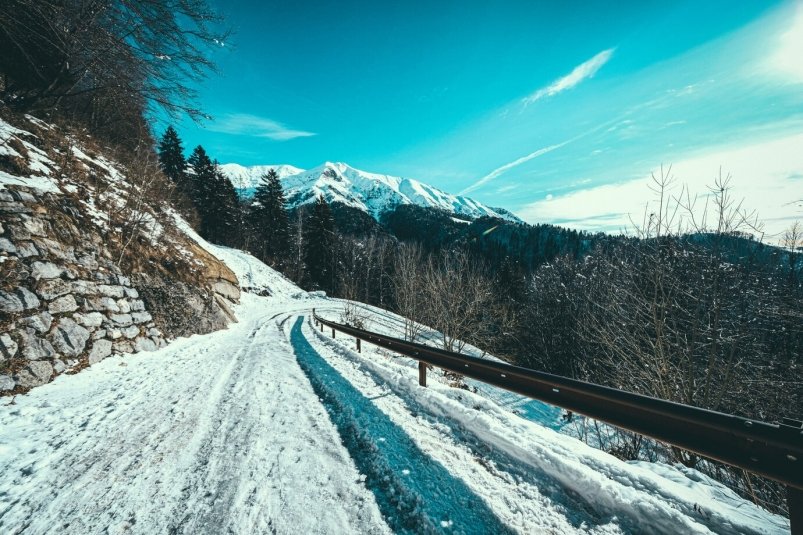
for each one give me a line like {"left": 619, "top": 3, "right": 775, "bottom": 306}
{"left": 459, "top": 140, "right": 571, "bottom": 195}
{"left": 522, "top": 48, "right": 615, "bottom": 105}
{"left": 208, "top": 113, "right": 316, "bottom": 141}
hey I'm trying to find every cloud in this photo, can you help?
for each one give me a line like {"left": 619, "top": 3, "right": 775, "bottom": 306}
{"left": 516, "top": 132, "right": 803, "bottom": 242}
{"left": 522, "top": 48, "right": 615, "bottom": 105}
{"left": 208, "top": 113, "right": 316, "bottom": 141}
{"left": 771, "top": 2, "right": 803, "bottom": 81}
{"left": 459, "top": 140, "right": 571, "bottom": 195}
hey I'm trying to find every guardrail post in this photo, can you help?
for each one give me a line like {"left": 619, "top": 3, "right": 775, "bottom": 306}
{"left": 790, "top": 486, "right": 802, "bottom": 535}
{"left": 356, "top": 338, "right": 361, "bottom": 353}
{"left": 418, "top": 362, "right": 426, "bottom": 387}
{"left": 331, "top": 328, "right": 335, "bottom": 339}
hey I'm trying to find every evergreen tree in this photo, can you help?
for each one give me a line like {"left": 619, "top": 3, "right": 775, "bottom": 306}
{"left": 303, "top": 195, "right": 336, "bottom": 292}
{"left": 251, "top": 169, "right": 290, "bottom": 264}
{"left": 209, "top": 162, "right": 240, "bottom": 245}
{"left": 157, "top": 126, "right": 186, "bottom": 188}
{"left": 187, "top": 145, "right": 216, "bottom": 237}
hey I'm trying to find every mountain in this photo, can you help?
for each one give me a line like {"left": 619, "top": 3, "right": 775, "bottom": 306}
{"left": 219, "top": 161, "right": 523, "bottom": 223}
{"left": 217, "top": 163, "right": 305, "bottom": 191}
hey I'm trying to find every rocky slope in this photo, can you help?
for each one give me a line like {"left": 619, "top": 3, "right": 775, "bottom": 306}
{"left": 0, "top": 110, "right": 240, "bottom": 394}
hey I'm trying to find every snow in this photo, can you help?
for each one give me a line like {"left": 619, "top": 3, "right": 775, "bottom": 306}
{"left": 218, "top": 163, "right": 305, "bottom": 191}
{"left": 0, "top": 212, "right": 789, "bottom": 533}
{"left": 219, "top": 161, "right": 524, "bottom": 223}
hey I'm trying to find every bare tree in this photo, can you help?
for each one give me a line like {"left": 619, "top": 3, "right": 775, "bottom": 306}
{"left": 392, "top": 242, "right": 426, "bottom": 342}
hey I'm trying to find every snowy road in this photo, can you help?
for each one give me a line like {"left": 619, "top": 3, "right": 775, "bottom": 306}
{"left": 0, "top": 296, "right": 389, "bottom": 534}
{"left": 0, "top": 242, "right": 789, "bottom": 534}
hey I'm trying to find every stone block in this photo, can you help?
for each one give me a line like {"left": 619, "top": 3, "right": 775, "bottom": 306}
{"left": 109, "top": 313, "right": 133, "bottom": 326}
{"left": 134, "top": 337, "right": 157, "bottom": 353}
{"left": 20, "top": 329, "right": 56, "bottom": 360}
{"left": 0, "top": 333, "right": 18, "bottom": 360}
{"left": 30, "top": 261, "right": 64, "bottom": 280}
{"left": 0, "top": 237, "right": 16, "bottom": 254}
{"left": 36, "top": 278, "right": 71, "bottom": 300}
{"left": 48, "top": 294, "right": 79, "bottom": 314}
{"left": 49, "top": 317, "right": 90, "bottom": 357}
{"left": 131, "top": 312, "right": 152, "bottom": 324}
{"left": 87, "top": 340, "right": 113, "bottom": 365}
{"left": 122, "top": 326, "right": 140, "bottom": 339}
{"left": 74, "top": 311, "right": 104, "bottom": 328}
{"left": 0, "top": 374, "right": 14, "bottom": 391}
{"left": 14, "top": 360, "right": 53, "bottom": 389}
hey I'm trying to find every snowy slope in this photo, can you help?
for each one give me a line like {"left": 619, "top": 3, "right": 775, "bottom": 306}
{"left": 0, "top": 222, "right": 789, "bottom": 534}
{"left": 220, "top": 161, "right": 522, "bottom": 223}
{"left": 217, "top": 163, "right": 305, "bottom": 191}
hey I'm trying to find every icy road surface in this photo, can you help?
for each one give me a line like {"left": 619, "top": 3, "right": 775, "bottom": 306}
{"left": 0, "top": 242, "right": 789, "bottom": 534}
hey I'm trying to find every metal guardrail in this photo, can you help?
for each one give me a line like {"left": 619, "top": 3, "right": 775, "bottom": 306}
{"left": 312, "top": 310, "right": 803, "bottom": 533}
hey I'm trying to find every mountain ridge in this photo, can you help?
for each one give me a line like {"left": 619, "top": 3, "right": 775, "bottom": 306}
{"left": 218, "top": 161, "right": 523, "bottom": 223}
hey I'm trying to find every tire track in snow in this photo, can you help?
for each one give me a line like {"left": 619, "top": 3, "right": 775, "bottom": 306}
{"left": 289, "top": 316, "right": 517, "bottom": 535}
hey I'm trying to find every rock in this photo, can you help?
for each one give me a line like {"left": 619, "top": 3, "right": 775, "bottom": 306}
{"left": 70, "top": 280, "right": 95, "bottom": 295}
{"left": 74, "top": 311, "right": 104, "bottom": 328}
{"left": 129, "top": 299, "right": 146, "bottom": 312}
{"left": 53, "top": 359, "right": 66, "bottom": 374}
{"left": 0, "top": 291, "right": 24, "bottom": 313}
{"left": 212, "top": 280, "right": 240, "bottom": 301}
{"left": 19, "top": 216, "right": 48, "bottom": 236}
{"left": 17, "top": 287, "right": 40, "bottom": 309}
{"left": 0, "top": 333, "right": 18, "bottom": 360}
{"left": 116, "top": 299, "right": 131, "bottom": 313}
{"left": 122, "top": 326, "right": 140, "bottom": 339}
{"left": 134, "top": 337, "right": 157, "bottom": 353}
{"left": 36, "top": 278, "right": 72, "bottom": 300}
{"left": 48, "top": 294, "right": 79, "bottom": 314}
{"left": 49, "top": 317, "right": 90, "bottom": 357}
{"left": 10, "top": 190, "right": 36, "bottom": 203}
{"left": 125, "top": 287, "right": 139, "bottom": 299}
{"left": 113, "top": 340, "right": 134, "bottom": 354}
{"left": 109, "top": 313, "right": 133, "bottom": 326}
{"left": 16, "top": 241, "right": 39, "bottom": 257}
{"left": 0, "top": 375, "right": 14, "bottom": 391}
{"left": 131, "top": 311, "right": 152, "bottom": 324}
{"left": 97, "top": 285, "right": 125, "bottom": 298}
{"left": 109, "top": 329, "right": 122, "bottom": 340}
{"left": 77, "top": 254, "right": 98, "bottom": 270}
{"left": 87, "top": 340, "right": 113, "bottom": 364}
{"left": 0, "top": 287, "right": 40, "bottom": 313}
{"left": 30, "top": 261, "right": 64, "bottom": 280}
{"left": 84, "top": 296, "right": 120, "bottom": 313}
{"left": 0, "top": 202, "right": 29, "bottom": 215}
{"left": 147, "top": 327, "right": 162, "bottom": 338}
{"left": 116, "top": 275, "right": 131, "bottom": 287}
{"left": 20, "top": 329, "right": 57, "bottom": 360}
{"left": 18, "top": 311, "right": 52, "bottom": 333}
{"left": 0, "top": 237, "right": 16, "bottom": 254}
{"left": 15, "top": 360, "right": 53, "bottom": 389}
{"left": 92, "top": 329, "right": 106, "bottom": 340}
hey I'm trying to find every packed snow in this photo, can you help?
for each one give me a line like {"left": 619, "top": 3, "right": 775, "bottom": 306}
{"left": 219, "top": 161, "right": 523, "bottom": 223}
{"left": 0, "top": 218, "right": 790, "bottom": 534}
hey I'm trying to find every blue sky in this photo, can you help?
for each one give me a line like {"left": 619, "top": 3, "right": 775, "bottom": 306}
{"left": 169, "top": 0, "right": 803, "bottom": 238}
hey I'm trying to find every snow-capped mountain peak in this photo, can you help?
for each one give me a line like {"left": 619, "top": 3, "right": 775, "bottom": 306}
{"left": 220, "top": 161, "right": 522, "bottom": 223}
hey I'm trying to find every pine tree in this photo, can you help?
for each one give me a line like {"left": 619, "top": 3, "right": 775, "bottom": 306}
{"left": 187, "top": 145, "right": 216, "bottom": 237}
{"left": 251, "top": 169, "right": 290, "bottom": 264}
{"left": 303, "top": 195, "right": 336, "bottom": 292}
{"left": 157, "top": 126, "right": 186, "bottom": 187}
{"left": 211, "top": 162, "right": 239, "bottom": 245}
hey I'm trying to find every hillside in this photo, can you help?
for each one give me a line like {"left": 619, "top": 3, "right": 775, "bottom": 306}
{"left": 219, "top": 161, "right": 522, "bottom": 223}
{"left": 0, "top": 110, "right": 240, "bottom": 394}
